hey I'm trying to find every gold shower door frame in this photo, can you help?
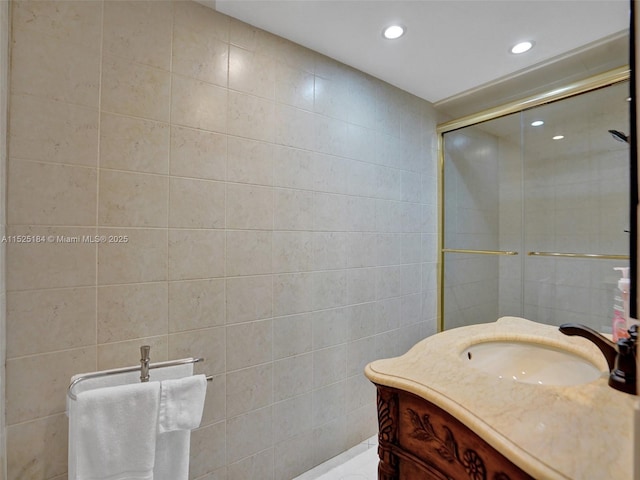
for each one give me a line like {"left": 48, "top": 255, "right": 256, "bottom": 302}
{"left": 436, "top": 66, "right": 631, "bottom": 332}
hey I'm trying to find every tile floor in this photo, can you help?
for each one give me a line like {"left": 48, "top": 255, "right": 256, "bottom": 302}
{"left": 294, "top": 436, "right": 379, "bottom": 480}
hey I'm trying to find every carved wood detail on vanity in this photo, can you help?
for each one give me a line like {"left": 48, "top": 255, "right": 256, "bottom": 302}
{"left": 375, "top": 385, "right": 535, "bottom": 480}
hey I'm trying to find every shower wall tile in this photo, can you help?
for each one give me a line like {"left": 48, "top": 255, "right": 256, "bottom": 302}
{"left": 7, "top": 287, "right": 96, "bottom": 358}
{"left": 170, "top": 126, "right": 227, "bottom": 181}
{"left": 100, "top": 113, "right": 170, "bottom": 174}
{"left": 102, "top": 0, "right": 173, "bottom": 70}
{"left": 8, "top": 159, "right": 97, "bottom": 226}
{"left": 99, "top": 170, "right": 168, "bottom": 227}
{"left": 5, "top": 2, "right": 437, "bottom": 478}
{"left": 97, "top": 282, "right": 168, "bottom": 343}
{"left": 101, "top": 55, "right": 170, "bottom": 122}
{"left": 10, "top": 28, "right": 100, "bottom": 107}
{"left": 6, "top": 226, "right": 97, "bottom": 291}
{"left": 227, "top": 136, "right": 274, "bottom": 186}
{"left": 9, "top": 94, "right": 99, "bottom": 166}
{"left": 168, "top": 278, "right": 225, "bottom": 332}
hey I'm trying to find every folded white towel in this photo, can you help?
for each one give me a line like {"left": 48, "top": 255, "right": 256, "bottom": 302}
{"left": 158, "top": 374, "right": 207, "bottom": 433}
{"left": 70, "top": 381, "right": 160, "bottom": 480}
{"left": 154, "top": 371, "right": 207, "bottom": 480}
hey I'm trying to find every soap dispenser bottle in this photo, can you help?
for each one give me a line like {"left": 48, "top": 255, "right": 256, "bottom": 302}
{"left": 614, "top": 267, "right": 638, "bottom": 331}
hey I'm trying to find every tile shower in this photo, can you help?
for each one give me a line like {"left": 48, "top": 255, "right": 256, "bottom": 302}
{"left": 2, "top": 1, "right": 437, "bottom": 479}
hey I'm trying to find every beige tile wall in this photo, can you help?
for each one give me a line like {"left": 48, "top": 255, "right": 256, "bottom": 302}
{"left": 5, "top": 1, "right": 437, "bottom": 479}
{"left": 0, "top": 1, "right": 7, "bottom": 479}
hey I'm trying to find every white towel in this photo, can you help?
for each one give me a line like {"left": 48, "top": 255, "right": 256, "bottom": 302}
{"left": 153, "top": 370, "right": 207, "bottom": 480}
{"left": 70, "top": 381, "right": 160, "bottom": 480}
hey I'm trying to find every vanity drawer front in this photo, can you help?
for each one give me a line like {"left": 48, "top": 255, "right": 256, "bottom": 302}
{"left": 396, "top": 390, "right": 534, "bottom": 480}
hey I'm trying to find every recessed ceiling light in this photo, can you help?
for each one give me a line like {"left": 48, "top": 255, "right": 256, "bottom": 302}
{"left": 510, "top": 41, "right": 534, "bottom": 54}
{"left": 383, "top": 25, "right": 405, "bottom": 40}
{"left": 531, "top": 120, "right": 544, "bottom": 127}
{"left": 553, "top": 135, "right": 565, "bottom": 140}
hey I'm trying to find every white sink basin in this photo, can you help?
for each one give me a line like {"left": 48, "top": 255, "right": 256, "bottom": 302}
{"left": 461, "top": 341, "right": 604, "bottom": 386}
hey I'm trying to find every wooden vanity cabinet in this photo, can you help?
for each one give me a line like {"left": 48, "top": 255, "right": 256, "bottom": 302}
{"left": 375, "top": 384, "right": 535, "bottom": 480}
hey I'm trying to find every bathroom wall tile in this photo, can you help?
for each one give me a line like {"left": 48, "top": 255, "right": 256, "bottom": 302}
{"left": 9, "top": 94, "right": 99, "bottom": 166}
{"left": 376, "top": 297, "right": 401, "bottom": 334}
{"left": 174, "top": 0, "right": 230, "bottom": 44}
{"left": 376, "top": 265, "right": 403, "bottom": 300}
{"left": 225, "top": 275, "right": 273, "bottom": 324}
{"left": 227, "top": 448, "right": 274, "bottom": 480}
{"left": 274, "top": 188, "right": 314, "bottom": 231}
{"left": 346, "top": 123, "right": 378, "bottom": 164}
{"left": 273, "top": 273, "right": 314, "bottom": 316}
{"left": 273, "top": 313, "right": 313, "bottom": 360}
{"left": 312, "top": 152, "right": 347, "bottom": 195}
{"left": 97, "top": 282, "right": 168, "bottom": 344}
{"left": 345, "top": 404, "right": 377, "bottom": 447}
{"left": 169, "top": 178, "right": 225, "bottom": 229}
{"left": 101, "top": 55, "right": 170, "bottom": 122}
{"left": 346, "top": 302, "right": 377, "bottom": 341}
{"left": 312, "top": 232, "right": 347, "bottom": 270}
{"left": 103, "top": 0, "right": 173, "bottom": 70}
{"left": 347, "top": 376, "right": 376, "bottom": 413}
{"left": 347, "top": 268, "right": 377, "bottom": 305}
{"left": 313, "top": 193, "right": 349, "bottom": 232}
{"left": 227, "top": 136, "right": 274, "bottom": 186}
{"left": 10, "top": 28, "right": 100, "bottom": 107}
{"left": 273, "top": 353, "right": 312, "bottom": 402}
{"left": 347, "top": 196, "right": 377, "bottom": 233}
{"left": 99, "top": 170, "right": 168, "bottom": 227}
{"left": 226, "top": 407, "right": 273, "bottom": 464}
{"left": 168, "top": 229, "right": 225, "bottom": 280}
{"left": 98, "top": 228, "right": 168, "bottom": 285}
{"left": 100, "top": 113, "right": 169, "bottom": 174}
{"left": 400, "top": 293, "right": 422, "bottom": 328}
{"left": 274, "top": 104, "right": 315, "bottom": 150}
{"left": 314, "top": 75, "right": 350, "bottom": 122}
{"left": 226, "top": 184, "right": 273, "bottom": 230}
{"left": 170, "top": 126, "right": 226, "bottom": 181}
{"left": 314, "top": 115, "right": 349, "bottom": 158}
{"left": 275, "top": 61, "right": 314, "bottom": 111}
{"left": 190, "top": 421, "right": 227, "bottom": 478}
{"left": 12, "top": 0, "right": 102, "bottom": 49}
{"left": 8, "top": 159, "right": 97, "bottom": 226}
{"left": 169, "top": 278, "right": 225, "bottom": 332}
{"left": 346, "top": 233, "right": 377, "bottom": 268}
{"left": 312, "top": 380, "right": 346, "bottom": 428}
{"left": 226, "top": 363, "right": 273, "bottom": 417}
{"left": 312, "top": 270, "right": 347, "bottom": 310}
{"left": 7, "top": 287, "right": 96, "bottom": 358}
{"left": 201, "top": 373, "right": 226, "bottom": 427}
{"left": 229, "top": 46, "right": 275, "bottom": 100}
{"left": 228, "top": 91, "right": 275, "bottom": 142}
{"left": 272, "top": 393, "right": 312, "bottom": 443}
{"left": 226, "top": 230, "right": 272, "bottom": 276}
{"left": 97, "top": 335, "right": 168, "bottom": 370}
{"left": 272, "top": 146, "right": 314, "bottom": 190}
{"left": 229, "top": 16, "right": 279, "bottom": 55}
{"left": 274, "top": 430, "right": 316, "bottom": 480}
{"left": 402, "top": 233, "right": 422, "bottom": 264}
{"left": 376, "top": 233, "right": 403, "bottom": 267}
{"left": 168, "top": 326, "right": 226, "bottom": 376}
{"left": 226, "top": 319, "right": 272, "bottom": 371}
{"left": 401, "top": 263, "right": 422, "bottom": 295}
{"left": 171, "top": 74, "right": 228, "bottom": 133}
{"left": 313, "top": 419, "right": 348, "bottom": 466}
{"left": 273, "top": 37, "right": 316, "bottom": 74}
{"left": 346, "top": 336, "right": 376, "bottom": 378}
{"left": 272, "top": 231, "right": 313, "bottom": 273}
{"left": 313, "top": 345, "right": 346, "bottom": 389}
{"left": 6, "top": 346, "right": 95, "bottom": 424}
{"left": 311, "top": 307, "right": 348, "bottom": 349}
{"left": 6, "top": 414, "right": 68, "bottom": 480}
{"left": 6, "top": 226, "right": 96, "bottom": 291}
{"left": 173, "top": 17, "right": 228, "bottom": 87}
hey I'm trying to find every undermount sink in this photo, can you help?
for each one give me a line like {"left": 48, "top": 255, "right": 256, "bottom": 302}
{"left": 461, "top": 341, "right": 604, "bottom": 386}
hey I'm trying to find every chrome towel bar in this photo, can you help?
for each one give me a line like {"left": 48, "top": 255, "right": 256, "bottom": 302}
{"left": 68, "top": 345, "right": 212, "bottom": 401}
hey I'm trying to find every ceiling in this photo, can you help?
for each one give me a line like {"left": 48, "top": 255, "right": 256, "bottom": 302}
{"left": 207, "top": 0, "right": 629, "bottom": 104}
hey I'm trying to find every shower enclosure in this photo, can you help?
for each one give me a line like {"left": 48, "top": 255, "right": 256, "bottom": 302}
{"left": 438, "top": 67, "right": 630, "bottom": 332}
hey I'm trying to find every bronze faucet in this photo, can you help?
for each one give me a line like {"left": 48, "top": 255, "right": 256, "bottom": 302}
{"left": 559, "top": 323, "right": 637, "bottom": 395}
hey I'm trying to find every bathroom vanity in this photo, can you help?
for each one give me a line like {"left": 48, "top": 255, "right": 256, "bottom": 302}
{"left": 365, "top": 317, "right": 639, "bottom": 480}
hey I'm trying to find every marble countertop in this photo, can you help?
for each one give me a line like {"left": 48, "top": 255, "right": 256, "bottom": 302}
{"left": 364, "top": 316, "right": 640, "bottom": 480}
